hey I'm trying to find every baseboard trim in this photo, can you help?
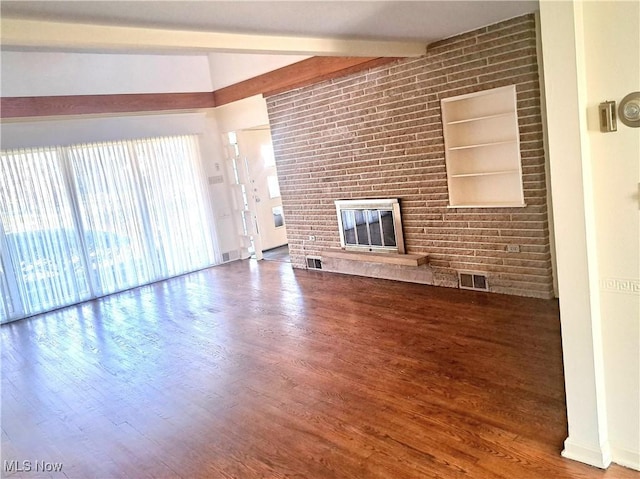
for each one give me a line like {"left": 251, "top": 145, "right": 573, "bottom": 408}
{"left": 612, "top": 446, "right": 640, "bottom": 471}
{"left": 562, "top": 437, "right": 612, "bottom": 469}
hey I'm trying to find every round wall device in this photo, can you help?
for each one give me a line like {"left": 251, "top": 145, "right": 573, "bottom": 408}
{"left": 618, "top": 91, "right": 640, "bottom": 127}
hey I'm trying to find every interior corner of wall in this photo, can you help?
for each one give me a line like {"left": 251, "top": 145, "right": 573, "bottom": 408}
{"left": 562, "top": 436, "right": 612, "bottom": 469}
{"left": 611, "top": 446, "right": 640, "bottom": 472}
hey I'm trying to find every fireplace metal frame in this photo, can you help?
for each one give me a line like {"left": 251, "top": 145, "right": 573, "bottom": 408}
{"left": 334, "top": 198, "right": 405, "bottom": 254}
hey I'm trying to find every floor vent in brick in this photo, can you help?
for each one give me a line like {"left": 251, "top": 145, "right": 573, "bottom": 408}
{"left": 306, "top": 256, "right": 323, "bottom": 270}
{"left": 459, "top": 272, "right": 488, "bottom": 292}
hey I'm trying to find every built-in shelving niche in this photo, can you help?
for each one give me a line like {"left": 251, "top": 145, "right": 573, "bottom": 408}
{"left": 441, "top": 85, "right": 525, "bottom": 208}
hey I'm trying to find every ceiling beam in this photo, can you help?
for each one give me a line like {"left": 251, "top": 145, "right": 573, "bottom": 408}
{"left": 1, "top": 56, "right": 399, "bottom": 118}
{"left": 1, "top": 18, "right": 426, "bottom": 57}
{"left": 0, "top": 92, "right": 216, "bottom": 118}
{"left": 213, "top": 56, "right": 399, "bottom": 107}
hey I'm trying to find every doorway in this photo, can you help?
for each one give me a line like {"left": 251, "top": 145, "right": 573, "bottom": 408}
{"left": 234, "top": 127, "right": 288, "bottom": 261}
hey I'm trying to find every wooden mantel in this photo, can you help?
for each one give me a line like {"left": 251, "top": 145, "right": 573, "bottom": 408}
{"left": 322, "top": 248, "right": 428, "bottom": 267}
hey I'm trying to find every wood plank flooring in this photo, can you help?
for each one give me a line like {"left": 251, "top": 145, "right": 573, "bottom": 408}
{"left": 1, "top": 260, "right": 637, "bottom": 479}
{"left": 261, "top": 245, "right": 291, "bottom": 263}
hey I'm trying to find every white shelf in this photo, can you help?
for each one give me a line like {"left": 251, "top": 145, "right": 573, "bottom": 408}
{"left": 447, "top": 140, "right": 516, "bottom": 151}
{"left": 445, "top": 112, "right": 514, "bottom": 125}
{"left": 450, "top": 169, "right": 519, "bottom": 178}
{"left": 447, "top": 202, "right": 526, "bottom": 209}
{"left": 441, "top": 85, "right": 524, "bottom": 208}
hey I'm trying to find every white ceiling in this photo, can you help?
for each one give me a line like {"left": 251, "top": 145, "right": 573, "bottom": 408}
{"left": 1, "top": 1, "right": 540, "bottom": 91}
{"left": 1, "top": 1, "right": 538, "bottom": 43}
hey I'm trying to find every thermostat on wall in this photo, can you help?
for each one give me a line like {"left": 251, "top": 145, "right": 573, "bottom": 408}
{"left": 619, "top": 91, "right": 640, "bottom": 128}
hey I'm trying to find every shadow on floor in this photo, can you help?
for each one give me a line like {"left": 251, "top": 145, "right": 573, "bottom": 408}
{"left": 262, "top": 244, "right": 290, "bottom": 263}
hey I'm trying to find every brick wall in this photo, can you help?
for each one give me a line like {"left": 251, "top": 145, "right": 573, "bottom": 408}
{"left": 266, "top": 14, "right": 554, "bottom": 299}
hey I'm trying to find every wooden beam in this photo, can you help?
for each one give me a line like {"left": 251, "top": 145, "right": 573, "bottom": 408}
{"left": 1, "top": 18, "right": 426, "bottom": 57}
{"left": 213, "top": 56, "right": 399, "bottom": 107}
{"left": 0, "top": 92, "right": 216, "bottom": 119}
{"left": 1, "top": 56, "right": 401, "bottom": 118}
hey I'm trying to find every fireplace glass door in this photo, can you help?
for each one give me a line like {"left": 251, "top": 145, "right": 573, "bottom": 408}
{"left": 335, "top": 199, "right": 404, "bottom": 253}
{"left": 340, "top": 209, "right": 396, "bottom": 249}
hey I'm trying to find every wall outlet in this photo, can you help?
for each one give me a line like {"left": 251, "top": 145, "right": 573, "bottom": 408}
{"left": 309, "top": 235, "right": 316, "bottom": 241}
{"left": 506, "top": 244, "right": 520, "bottom": 253}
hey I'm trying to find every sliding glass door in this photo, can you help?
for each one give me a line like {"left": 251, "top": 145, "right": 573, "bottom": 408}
{"left": 68, "top": 141, "right": 155, "bottom": 295}
{"left": 0, "top": 135, "right": 218, "bottom": 323}
{"left": 0, "top": 148, "right": 91, "bottom": 317}
{"left": 133, "top": 137, "right": 214, "bottom": 277}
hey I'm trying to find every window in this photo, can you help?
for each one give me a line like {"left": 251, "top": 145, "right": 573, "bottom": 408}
{"left": 261, "top": 144, "right": 275, "bottom": 167}
{"left": 0, "top": 135, "right": 218, "bottom": 322}
{"left": 272, "top": 206, "right": 285, "bottom": 228}
{"left": 69, "top": 141, "right": 154, "bottom": 294}
{"left": 267, "top": 175, "right": 281, "bottom": 198}
{"left": 1, "top": 147, "right": 91, "bottom": 317}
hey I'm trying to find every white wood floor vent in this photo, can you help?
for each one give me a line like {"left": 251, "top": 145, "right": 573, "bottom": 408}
{"left": 458, "top": 271, "right": 489, "bottom": 292}
{"left": 306, "top": 256, "right": 323, "bottom": 270}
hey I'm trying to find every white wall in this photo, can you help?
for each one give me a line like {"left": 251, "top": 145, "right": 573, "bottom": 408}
{"left": 208, "top": 52, "right": 309, "bottom": 90}
{"left": 539, "top": 0, "right": 639, "bottom": 471}
{"left": 0, "top": 113, "right": 209, "bottom": 148}
{"left": 1, "top": 50, "right": 310, "bottom": 97}
{"left": 214, "top": 94, "right": 270, "bottom": 133}
{"left": 582, "top": 1, "right": 640, "bottom": 469}
{"left": 1, "top": 51, "right": 213, "bottom": 97}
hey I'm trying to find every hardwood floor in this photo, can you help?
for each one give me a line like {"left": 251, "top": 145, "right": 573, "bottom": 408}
{"left": 262, "top": 245, "right": 291, "bottom": 263}
{"left": 1, "top": 260, "right": 637, "bottom": 479}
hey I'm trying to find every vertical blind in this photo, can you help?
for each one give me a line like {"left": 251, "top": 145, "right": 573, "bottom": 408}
{"left": 0, "top": 135, "right": 218, "bottom": 323}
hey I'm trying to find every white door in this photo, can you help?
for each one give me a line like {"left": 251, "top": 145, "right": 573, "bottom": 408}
{"left": 236, "top": 128, "right": 287, "bottom": 256}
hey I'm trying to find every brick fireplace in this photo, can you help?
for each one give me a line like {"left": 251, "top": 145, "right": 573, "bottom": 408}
{"left": 266, "top": 14, "right": 554, "bottom": 299}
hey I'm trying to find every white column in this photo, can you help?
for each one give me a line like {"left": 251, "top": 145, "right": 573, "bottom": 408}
{"left": 538, "top": 1, "right": 611, "bottom": 469}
